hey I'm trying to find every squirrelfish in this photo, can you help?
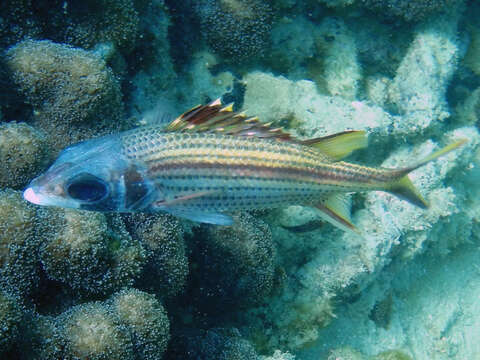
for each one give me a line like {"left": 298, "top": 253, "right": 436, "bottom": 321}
{"left": 23, "top": 99, "right": 465, "bottom": 232}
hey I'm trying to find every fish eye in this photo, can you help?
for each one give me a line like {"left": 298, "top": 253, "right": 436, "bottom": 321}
{"left": 66, "top": 173, "right": 108, "bottom": 202}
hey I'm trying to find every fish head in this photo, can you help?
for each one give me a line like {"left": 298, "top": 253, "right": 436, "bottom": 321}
{"left": 23, "top": 134, "right": 145, "bottom": 211}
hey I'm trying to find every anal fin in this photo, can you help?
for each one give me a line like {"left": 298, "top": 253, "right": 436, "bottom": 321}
{"left": 315, "top": 193, "right": 360, "bottom": 235}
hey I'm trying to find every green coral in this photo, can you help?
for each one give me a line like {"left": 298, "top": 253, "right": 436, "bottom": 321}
{"left": 39, "top": 210, "right": 146, "bottom": 297}
{"left": 5, "top": 40, "right": 126, "bottom": 151}
{"left": 0, "top": 122, "right": 50, "bottom": 189}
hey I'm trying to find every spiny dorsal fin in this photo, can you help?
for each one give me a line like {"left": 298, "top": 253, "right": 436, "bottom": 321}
{"left": 164, "top": 98, "right": 295, "bottom": 141}
{"left": 165, "top": 99, "right": 367, "bottom": 159}
{"left": 301, "top": 131, "right": 368, "bottom": 160}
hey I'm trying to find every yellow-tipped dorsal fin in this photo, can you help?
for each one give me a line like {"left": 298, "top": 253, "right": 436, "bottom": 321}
{"left": 302, "top": 131, "right": 368, "bottom": 160}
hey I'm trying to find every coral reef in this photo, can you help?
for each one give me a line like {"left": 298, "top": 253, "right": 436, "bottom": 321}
{"left": 186, "top": 327, "right": 259, "bottom": 360}
{"left": 39, "top": 209, "right": 145, "bottom": 297}
{"left": 0, "top": 190, "right": 41, "bottom": 298}
{"left": 57, "top": 301, "right": 134, "bottom": 360}
{"left": 5, "top": 40, "right": 126, "bottom": 151}
{"left": 194, "top": 0, "right": 274, "bottom": 63}
{"left": 110, "top": 289, "right": 170, "bottom": 359}
{"left": 192, "top": 213, "right": 277, "bottom": 309}
{"left": 1, "top": 0, "right": 480, "bottom": 359}
{"left": 360, "top": 0, "right": 461, "bottom": 22}
{"left": 0, "top": 290, "right": 23, "bottom": 353}
{"left": 125, "top": 214, "right": 188, "bottom": 300}
{"left": 0, "top": 122, "right": 50, "bottom": 189}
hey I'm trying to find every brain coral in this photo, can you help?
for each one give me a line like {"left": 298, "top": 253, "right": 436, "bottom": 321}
{"left": 5, "top": 40, "right": 126, "bottom": 151}
{"left": 0, "top": 122, "right": 50, "bottom": 189}
{"left": 194, "top": 0, "right": 273, "bottom": 62}
{"left": 361, "top": 0, "right": 461, "bottom": 22}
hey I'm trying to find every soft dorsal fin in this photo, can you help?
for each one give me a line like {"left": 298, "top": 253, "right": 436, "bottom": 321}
{"left": 301, "top": 131, "right": 368, "bottom": 160}
{"left": 165, "top": 99, "right": 367, "bottom": 159}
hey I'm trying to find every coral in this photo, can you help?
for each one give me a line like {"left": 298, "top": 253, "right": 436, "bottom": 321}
{"left": 260, "top": 350, "right": 296, "bottom": 360}
{"left": 464, "top": 5, "right": 480, "bottom": 76}
{"left": 0, "top": 0, "right": 42, "bottom": 49}
{"left": 0, "top": 189, "right": 41, "bottom": 298}
{"left": 128, "top": 0, "right": 176, "bottom": 115}
{"left": 5, "top": 40, "right": 126, "bottom": 152}
{"left": 187, "top": 327, "right": 259, "bottom": 360}
{"left": 110, "top": 289, "right": 170, "bottom": 360}
{"left": 369, "top": 293, "right": 393, "bottom": 330}
{"left": 57, "top": 302, "right": 133, "bottom": 360}
{"left": 0, "top": 122, "right": 50, "bottom": 189}
{"left": 327, "top": 347, "right": 365, "bottom": 360}
{"left": 373, "top": 350, "right": 412, "bottom": 360}
{"left": 360, "top": 0, "right": 461, "bottom": 22}
{"left": 314, "top": 17, "right": 361, "bottom": 100}
{"left": 194, "top": 212, "right": 277, "bottom": 309}
{"left": 39, "top": 209, "right": 145, "bottom": 297}
{"left": 242, "top": 71, "right": 394, "bottom": 146}
{"left": 267, "top": 16, "right": 319, "bottom": 77}
{"left": 125, "top": 214, "right": 188, "bottom": 300}
{"left": 0, "top": 290, "right": 23, "bottom": 352}
{"left": 386, "top": 12, "right": 462, "bottom": 136}
{"left": 194, "top": 0, "right": 273, "bottom": 63}
{"left": 50, "top": 0, "right": 139, "bottom": 51}
{"left": 454, "top": 87, "right": 480, "bottom": 125}
{"left": 318, "top": 0, "right": 355, "bottom": 7}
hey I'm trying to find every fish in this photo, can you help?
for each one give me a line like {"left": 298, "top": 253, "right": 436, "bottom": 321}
{"left": 23, "top": 99, "right": 466, "bottom": 233}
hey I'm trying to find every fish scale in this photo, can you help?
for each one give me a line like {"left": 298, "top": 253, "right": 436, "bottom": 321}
{"left": 121, "top": 130, "right": 381, "bottom": 213}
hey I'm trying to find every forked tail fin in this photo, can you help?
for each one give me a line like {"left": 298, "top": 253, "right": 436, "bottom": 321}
{"left": 387, "top": 139, "right": 467, "bottom": 208}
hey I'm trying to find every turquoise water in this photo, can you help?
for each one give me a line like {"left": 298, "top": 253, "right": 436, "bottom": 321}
{"left": 1, "top": 0, "right": 479, "bottom": 359}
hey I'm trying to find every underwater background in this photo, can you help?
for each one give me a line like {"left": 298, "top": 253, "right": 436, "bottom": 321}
{"left": 0, "top": 0, "right": 479, "bottom": 359}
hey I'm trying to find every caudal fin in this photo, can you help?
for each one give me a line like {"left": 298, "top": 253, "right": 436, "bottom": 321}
{"left": 387, "top": 139, "right": 467, "bottom": 208}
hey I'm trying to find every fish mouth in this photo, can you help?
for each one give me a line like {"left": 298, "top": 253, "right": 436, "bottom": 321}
{"left": 23, "top": 187, "right": 44, "bottom": 205}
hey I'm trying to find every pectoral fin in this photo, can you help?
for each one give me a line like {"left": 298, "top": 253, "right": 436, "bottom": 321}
{"left": 163, "top": 208, "right": 234, "bottom": 226}
{"left": 315, "top": 193, "right": 360, "bottom": 235}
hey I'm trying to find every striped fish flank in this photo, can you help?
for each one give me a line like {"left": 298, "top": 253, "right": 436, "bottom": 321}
{"left": 23, "top": 99, "right": 466, "bottom": 233}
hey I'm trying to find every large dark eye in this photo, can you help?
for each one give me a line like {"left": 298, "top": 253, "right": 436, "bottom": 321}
{"left": 67, "top": 173, "right": 108, "bottom": 202}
